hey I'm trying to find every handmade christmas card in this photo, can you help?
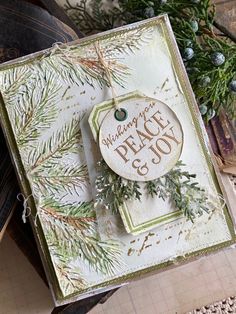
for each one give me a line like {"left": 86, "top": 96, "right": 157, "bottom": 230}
{"left": 0, "top": 15, "right": 235, "bottom": 304}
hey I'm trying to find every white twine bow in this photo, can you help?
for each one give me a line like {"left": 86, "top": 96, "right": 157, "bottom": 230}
{"left": 17, "top": 193, "right": 32, "bottom": 223}
{"left": 49, "top": 41, "right": 121, "bottom": 112}
{"left": 17, "top": 193, "right": 39, "bottom": 226}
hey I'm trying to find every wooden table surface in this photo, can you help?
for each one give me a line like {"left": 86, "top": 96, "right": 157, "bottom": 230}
{"left": 214, "top": 0, "right": 236, "bottom": 41}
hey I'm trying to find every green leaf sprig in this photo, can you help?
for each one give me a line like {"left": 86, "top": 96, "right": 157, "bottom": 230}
{"left": 96, "top": 160, "right": 142, "bottom": 212}
{"left": 96, "top": 160, "right": 209, "bottom": 222}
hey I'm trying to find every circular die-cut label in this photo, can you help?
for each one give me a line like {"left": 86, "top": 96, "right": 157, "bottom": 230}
{"left": 99, "top": 97, "right": 183, "bottom": 181}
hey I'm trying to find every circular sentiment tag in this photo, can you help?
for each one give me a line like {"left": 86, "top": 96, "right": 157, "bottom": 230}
{"left": 99, "top": 96, "right": 184, "bottom": 181}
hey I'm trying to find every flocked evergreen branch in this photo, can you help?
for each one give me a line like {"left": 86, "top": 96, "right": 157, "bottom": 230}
{"left": 96, "top": 159, "right": 209, "bottom": 222}
{"left": 40, "top": 198, "right": 123, "bottom": 276}
{"left": 96, "top": 160, "right": 142, "bottom": 213}
{"left": 145, "top": 177, "right": 167, "bottom": 200}
{"left": 64, "top": 0, "right": 236, "bottom": 120}
{"left": 14, "top": 70, "right": 62, "bottom": 147}
{"left": 146, "top": 160, "right": 209, "bottom": 222}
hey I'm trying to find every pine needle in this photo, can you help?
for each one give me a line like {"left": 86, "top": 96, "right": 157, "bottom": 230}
{"left": 40, "top": 198, "right": 123, "bottom": 276}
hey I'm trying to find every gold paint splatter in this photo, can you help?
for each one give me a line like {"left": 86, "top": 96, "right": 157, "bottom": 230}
{"left": 130, "top": 240, "right": 136, "bottom": 244}
{"left": 127, "top": 248, "right": 135, "bottom": 256}
{"left": 66, "top": 96, "right": 73, "bottom": 101}
{"left": 62, "top": 86, "right": 70, "bottom": 99}
{"left": 138, "top": 232, "right": 154, "bottom": 256}
{"left": 156, "top": 240, "right": 160, "bottom": 244}
{"left": 161, "top": 78, "right": 169, "bottom": 90}
{"left": 145, "top": 244, "right": 152, "bottom": 249}
{"left": 80, "top": 90, "right": 86, "bottom": 95}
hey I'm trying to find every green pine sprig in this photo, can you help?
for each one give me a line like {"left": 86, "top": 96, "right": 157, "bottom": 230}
{"left": 64, "top": 0, "right": 236, "bottom": 120}
{"left": 40, "top": 197, "right": 123, "bottom": 277}
{"left": 14, "top": 70, "right": 62, "bottom": 147}
{"left": 31, "top": 163, "right": 89, "bottom": 196}
{"left": 47, "top": 240, "right": 87, "bottom": 295}
{"left": 25, "top": 117, "right": 88, "bottom": 197}
{"left": 27, "top": 117, "right": 83, "bottom": 173}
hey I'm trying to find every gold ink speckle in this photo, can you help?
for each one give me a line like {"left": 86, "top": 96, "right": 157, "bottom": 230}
{"left": 65, "top": 95, "right": 74, "bottom": 101}
{"left": 127, "top": 248, "right": 135, "bottom": 256}
{"left": 138, "top": 232, "right": 154, "bottom": 256}
{"left": 161, "top": 78, "right": 169, "bottom": 90}
{"left": 62, "top": 86, "right": 70, "bottom": 99}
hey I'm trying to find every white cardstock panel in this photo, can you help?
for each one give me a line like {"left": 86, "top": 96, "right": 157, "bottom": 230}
{"left": 79, "top": 20, "right": 231, "bottom": 276}
{"left": 0, "top": 16, "right": 234, "bottom": 300}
